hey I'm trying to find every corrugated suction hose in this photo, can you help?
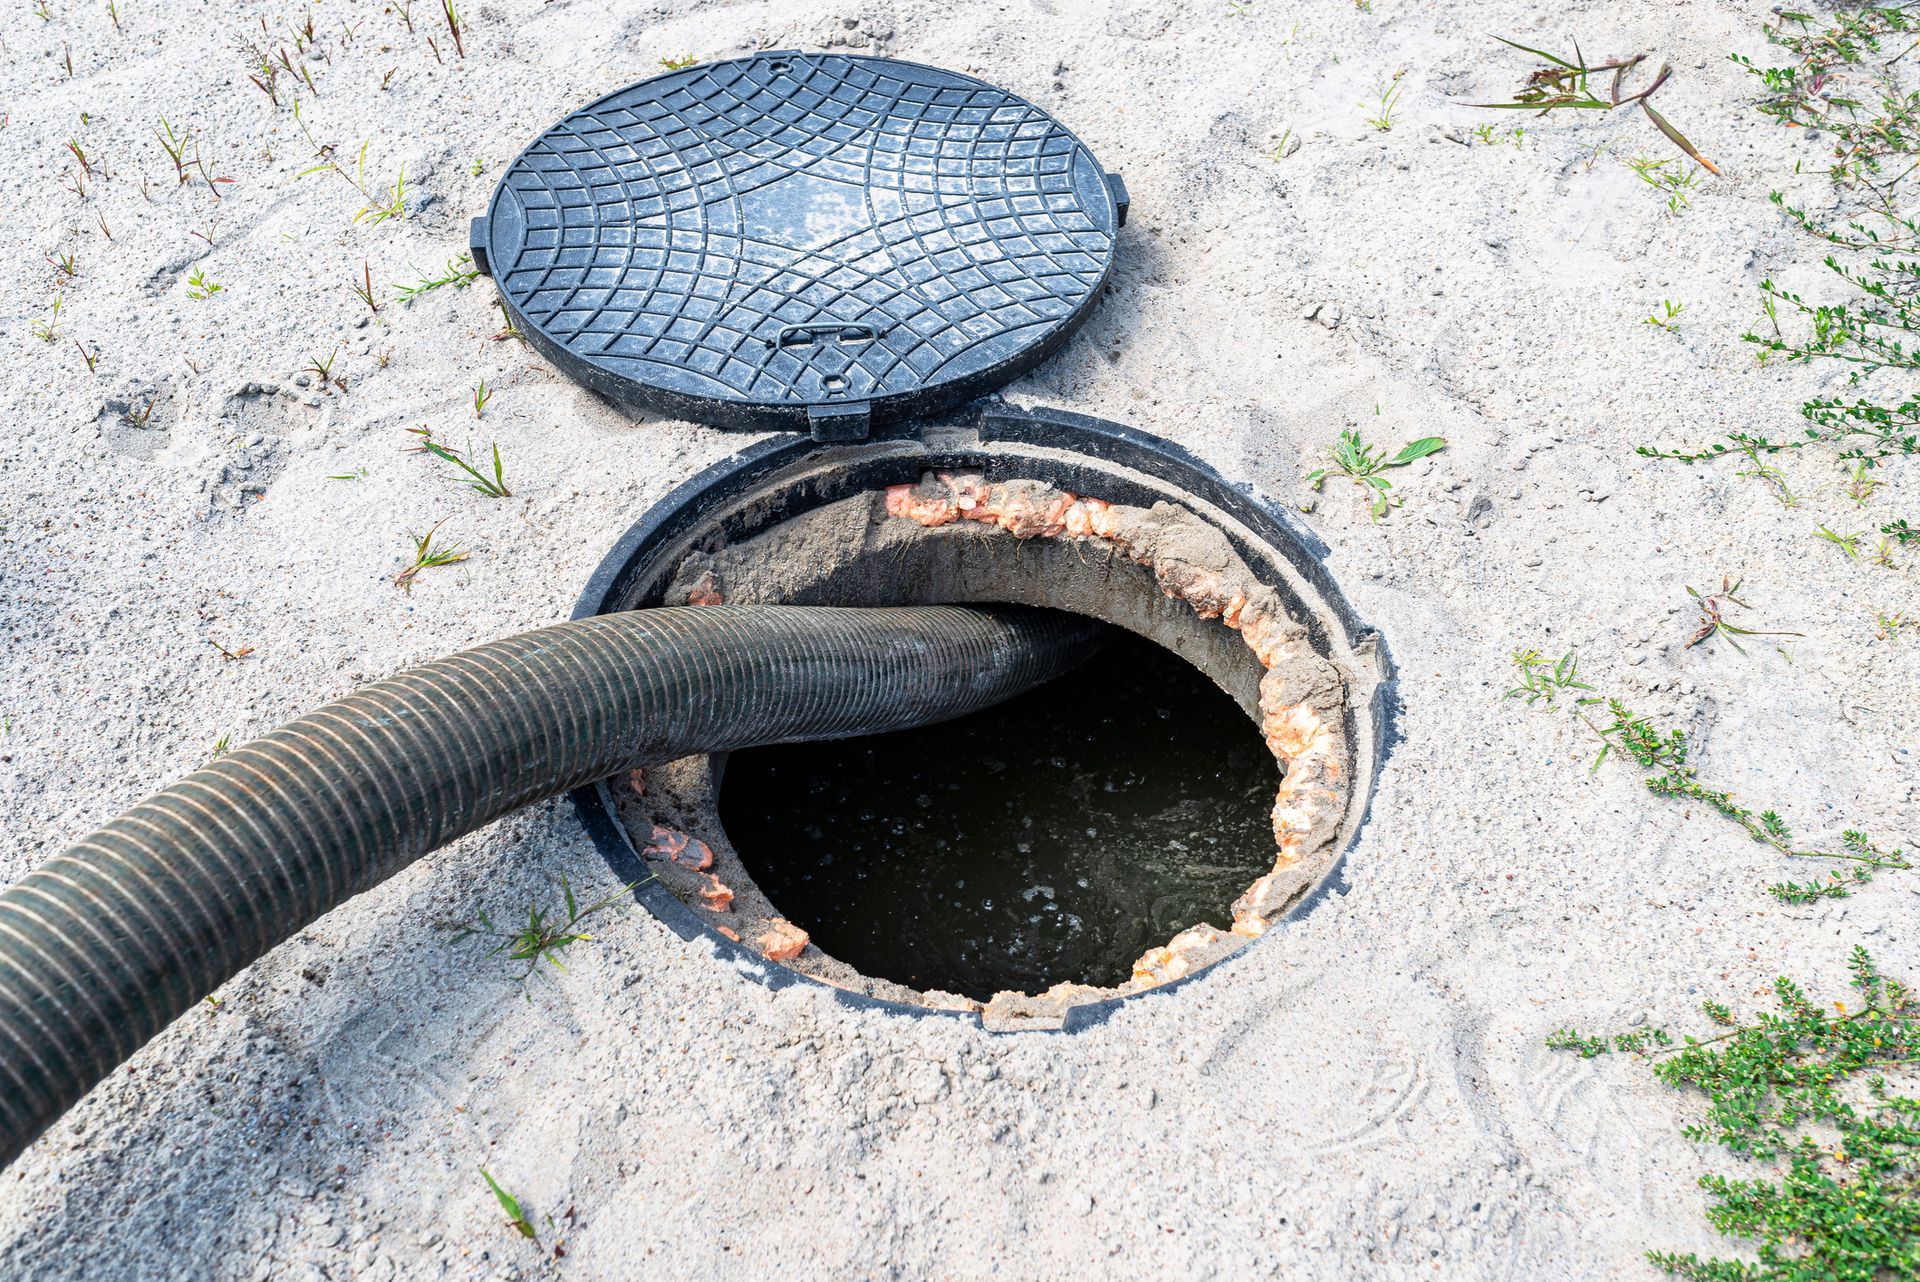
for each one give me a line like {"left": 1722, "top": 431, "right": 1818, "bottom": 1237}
{"left": 0, "top": 603, "right": 1103, "bottom": 1169}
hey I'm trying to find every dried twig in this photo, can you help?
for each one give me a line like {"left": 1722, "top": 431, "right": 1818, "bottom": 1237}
{"left": 1471, "top": 35, "right": 1720, "bottom": 174}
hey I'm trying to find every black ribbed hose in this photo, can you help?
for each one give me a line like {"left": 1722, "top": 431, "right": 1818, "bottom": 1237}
{"left": 0, "top": 604, "right": 1102, "bottom": 1169}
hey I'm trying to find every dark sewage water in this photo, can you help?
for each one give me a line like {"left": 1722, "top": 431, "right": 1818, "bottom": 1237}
{"left": 717, "top": 627, "right": 1280, "bottom": 1000}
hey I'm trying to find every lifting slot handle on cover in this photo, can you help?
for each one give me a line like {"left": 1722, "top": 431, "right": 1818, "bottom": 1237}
{"left": 770, "top": 323, "right": 884, "bottom": 350}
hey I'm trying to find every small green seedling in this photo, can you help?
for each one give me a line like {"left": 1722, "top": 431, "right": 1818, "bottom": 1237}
{"left": 1469, "top": 123, "right": 1525, "bottom": 146}
{"left": 244, "top": 43, "right": 283, "bottom": 107}
{"left": 31, "top": 295, "right": 64, "bottom": 343}
{"left": 1733, "top": 444, "right": 1799, "bottom": 508}
{"left": 1625, "top": 153, "right": 1700, "bottom": 213}
{"left": 1504, "top": 649, "right": 1593, "bottom": 706}
{"left": 493, "top": 301, "right": 524, "bottom": 342}
{"left": 155, "top": 116, "right": 192, "bottom": 185}
{"left": 304, "top": 348, "right": 345, "bottom": 391}
{"left": 327, "top": 465, "right": 368, "bottom": 481}
{"left": 293, "top": 101, "right": 408, "bottom": 225}
{"left": 472, "top": 379, "right": 491, "bottom": 418}
{"left": 1305, "top": 428, "right": 1447, "bottom": 520}
{"left": 659, "top": 54, "right": 697, "bottom": 70}
{"left": 1814, "top": 525, "right": 1862, "bottom": 560}
{"left": 1644, "top": 299, "right": 1685, "bottom": 332}
{"left": 1683, "top": 577, "right": 1801, "bottom": 655}
{"left": 1844, "top": 458, "right": 1882, "bottom": 506}
{"left": 349, "top": 260, "right": 378, "bottom": 314}
{"left": 74, "top": 340, "right": 100, "bottom": 372}
{"left": 354, "top": 158, "right": 407, "bottom": 225}
{"left": 394, "top": 519, "right": 467, "bottom": 592}
{"left": 1363, "top": 76, "right": 1404, "bottom": 131}
{"left": 443, "top": 872, "right": 640, "bottom": 981}
{"left": 481, "top": 1170, "right": 536, "bottom": 1240}
{"left": 440, "top": 0, "right": 464, "bottom": 58}
{"left": 210, "top": 733, "right": 232, "bottom": 759}
{"left": 422, "top": 439, "right": 510, "bottom": 497}
{"left": 394, "top": 253, "right": 479, "bottom": 302}
{"left": 185, "top": 268, "right": 223, "bottom": 301}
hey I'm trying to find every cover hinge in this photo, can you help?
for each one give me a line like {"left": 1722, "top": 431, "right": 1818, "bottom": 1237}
{"left": 1105, "top": 173, "right": 1130, "bottom": 229}
{"left": 808, "top": 402, "right": 871, "bottom": 442}
{"left": 469, "top": 217, "right": 491, "bottom": 276}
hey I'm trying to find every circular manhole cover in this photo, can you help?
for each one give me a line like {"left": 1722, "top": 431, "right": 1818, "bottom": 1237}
{"left": 475, "top": 53, "right": 1124, "bottom": 434}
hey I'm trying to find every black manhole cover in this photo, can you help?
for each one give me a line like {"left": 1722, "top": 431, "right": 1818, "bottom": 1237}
{"left": 472, "top": 53, "right": 1126, "bottom": 438}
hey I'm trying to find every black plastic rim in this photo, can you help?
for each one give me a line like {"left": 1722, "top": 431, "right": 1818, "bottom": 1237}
{"left": 476, "top": 54, "right": 1123, "bottom": 437}
{"left": 569, "top": 401, "right": 1399, "bottom": 1030}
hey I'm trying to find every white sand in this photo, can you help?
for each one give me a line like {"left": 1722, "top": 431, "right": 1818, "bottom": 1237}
{"left": 0, "top": 0, "right": 1913, "bottom": 1278}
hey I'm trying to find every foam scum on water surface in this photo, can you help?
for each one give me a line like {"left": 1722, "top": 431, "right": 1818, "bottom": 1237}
{"left": 881, "top": 475, "right": 1348, "bottom": 946}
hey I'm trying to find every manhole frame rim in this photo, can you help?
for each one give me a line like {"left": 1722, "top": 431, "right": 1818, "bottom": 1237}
{"left": 568, "top": 399, "right": 1400, "bottom": 1030}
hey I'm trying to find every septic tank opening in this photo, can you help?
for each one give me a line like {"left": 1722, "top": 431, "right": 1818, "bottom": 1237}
{"left": 716, "top": 628, "right": 1278, "bottom": 1001}
{"left": 603, "top": 465, "right": 1373, "bottom": 1025}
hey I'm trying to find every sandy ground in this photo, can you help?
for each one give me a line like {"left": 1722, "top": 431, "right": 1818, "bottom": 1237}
{"left": 0, "top": 0, "right": 1915, "bottom": 1278}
